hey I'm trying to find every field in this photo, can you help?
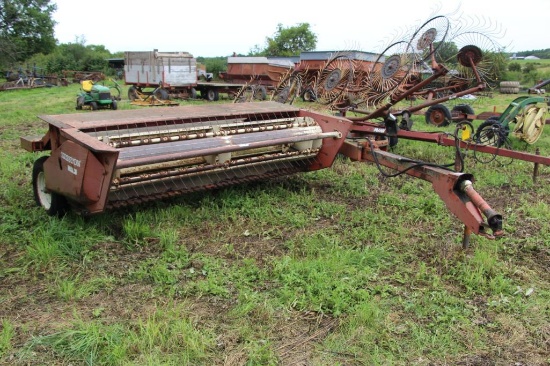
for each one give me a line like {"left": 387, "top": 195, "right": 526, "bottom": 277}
{"left": 0, "top": 83, "right": 549, "bottom": 365}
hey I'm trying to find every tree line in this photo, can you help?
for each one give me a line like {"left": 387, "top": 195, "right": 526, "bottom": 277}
{"left": 0, "top": 0, "right": 317, "bottom": 78}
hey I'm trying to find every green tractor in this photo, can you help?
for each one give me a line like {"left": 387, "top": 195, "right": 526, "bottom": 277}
{"left": 76, "top": 80, "right": 118, "bottom": 111}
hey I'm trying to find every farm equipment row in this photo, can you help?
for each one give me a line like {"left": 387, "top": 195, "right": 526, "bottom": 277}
{"left": 19, "top": 12, "right": 549, "bottom": 248}
{"left": 120, "top": 51, "right": 299, "bottom": 107}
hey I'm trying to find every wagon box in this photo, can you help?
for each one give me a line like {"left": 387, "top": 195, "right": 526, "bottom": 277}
{"left": 124, "top": 50, "right": 197, "bottom": 88}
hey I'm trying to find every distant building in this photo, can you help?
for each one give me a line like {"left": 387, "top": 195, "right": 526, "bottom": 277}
{"left": 509, "top": 54, "right": 540, "bottom": 60}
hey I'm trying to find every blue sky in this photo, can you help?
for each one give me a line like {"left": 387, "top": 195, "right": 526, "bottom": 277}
{"left": 52, "top": 0, "right": 547, "bottom": 57}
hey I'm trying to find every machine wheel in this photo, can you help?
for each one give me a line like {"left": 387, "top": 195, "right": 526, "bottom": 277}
{"left": 76, "top": 96, "right": 85, "bottom": 110}
{"left": 154, "top": 88, "right": 170, "bottom": 100}
{"left": 234, "top": 85, "right": 254, "bottom": 103}
{"left": 205, "top": 88, "right": 219, "bottom": 101}
{"left": 425, "top": 104, "right": 451, "bottom": 127}
{"left": 190, "top": 87, "right": 198, "bottom": 99}
{"left": 32, "top": 156, "right": 69, "bottom": 217}
{"left": 90, "top": 101, "right": 98, "bottom": 110}
{"left": 272, "top": 72, "right": 302, "bottom": 104}
{"left": 111, "top": 100, "right": 118, "bottom": 110}
{"left": 301, "top": 87, "right": 316, "bottom": 102}
{"left": 254, "top": 85, "right": 267, "bottom": 100}
{"left": 474, "top": 117, "right": 508, "bottom": 147}
{"left": 452, "top": 104, "right": 475, "bottom": 121}
{"left": 128, "top": 86, "right": 138, "bottom": 101}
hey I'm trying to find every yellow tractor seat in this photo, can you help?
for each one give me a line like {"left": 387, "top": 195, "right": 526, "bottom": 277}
{"left": 81, "top": 80, "right": 94, "bottom": 92}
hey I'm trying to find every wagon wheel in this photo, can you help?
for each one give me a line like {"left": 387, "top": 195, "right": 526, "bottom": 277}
{"left": 314, "top": 54, "right": 354, "bottom": 105}
{"left": 205, "top": 88, "right": 219, "bottom": 101}
{"left": 451, "top": 104, "right": 475, "bottom": 122}
{"left": 272, "top": 72, "right": 302, "bottom": 104}
{"left": 154, "top": 88, "right": 169, "bottom": 100}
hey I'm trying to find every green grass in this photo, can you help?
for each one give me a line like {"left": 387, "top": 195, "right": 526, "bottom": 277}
{"left": 0, "top": 83, "right": 549, "bottom": 365}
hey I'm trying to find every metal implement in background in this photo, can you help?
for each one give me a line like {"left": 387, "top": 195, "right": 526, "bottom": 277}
{"left": 474, "top": 96, "right": 549, "bottom": 147}
{"left": 128, "top": 83, "right": 180, "bottom": 107}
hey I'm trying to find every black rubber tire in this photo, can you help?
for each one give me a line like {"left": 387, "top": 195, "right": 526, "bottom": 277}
{"left": 154, "top": 88, "right": 169, "bottom": 100}
{"left": 111, "top": 100, "right": 118, "bottom": 110}
{"left": 76, "top": 96, "right": 85, "bottom": 110}
{"left": 128, "top": 86, "right": 138, "bottom": 101}
{"left": 254, "top": 85, "right": 267, "bottom": 100}
{"left": 32, "top": 156, "right": 69, "bottom": 217}
{"left": 90, "top": 101, "right": 98, "bottom": 110}
{"left": 452, "top": 104, "right": 475, "bottom": 121}
{"left": 425, "top": 104, "right": 452, "bottom": 127}
{"left": 301, "top": 87, "right": 316, "bottom": 102}
{"left": 474, "top": 117, "right": 509, "bottom": 147}
{"left": 206, "top": 89, "right": 219, "bottom": 101}
{"left": 190, "top": 88, "right": 197, "bottom": 99}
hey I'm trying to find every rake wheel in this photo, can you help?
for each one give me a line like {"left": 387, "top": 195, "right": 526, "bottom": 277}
{"left": 368, "top": 41, "right": 414, "bottom": 100}
{"left": 314, "top": 54, "right": 354, "bottom": 105}
{"left": 272, "top": 71, "right": 302, "bottom": 104}
{"left": 408, "top": 15, "right": 450, "bottom": 62}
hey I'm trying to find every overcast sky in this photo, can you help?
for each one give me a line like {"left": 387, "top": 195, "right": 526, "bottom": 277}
{"left": 52, "top": 0, "right": 546, "bottom": 57}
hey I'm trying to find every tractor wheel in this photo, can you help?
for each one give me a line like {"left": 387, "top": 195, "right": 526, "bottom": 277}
{"left": 474, "top": 117, "right": 508, "bottom": 147}
{"left": 190, "top": 87, "right": 197, "bottom": 99}
{"left": 128, "top": 86, "right": 138, "bottom": 101}
{"left": 32, "top": 156, "right": 69, "bottom": 217}
{"left": 452, "top": 104, "right": 475, "bottom": 121}
{"left": 76, "top": 96, "right": 85, "bottom": 110}
{"left": 111, "top": 100, "right": 118, "bottom": 110}
{"left": 425, "top": 104, "right": 451, "bottom": 127}
{"left": 254, "top": 85, "right": 268, "bottom": 101}
{"left": 90, "top": 101, "right": 98, "bottom": 110}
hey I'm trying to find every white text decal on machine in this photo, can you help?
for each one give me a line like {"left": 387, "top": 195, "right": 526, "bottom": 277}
{"left": 61, "top": 152, "right": 81, "bottom": 175}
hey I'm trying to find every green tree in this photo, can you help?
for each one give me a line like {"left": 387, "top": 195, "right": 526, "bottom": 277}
{"left": 250, "top": 23, "right": 317, "bottom": 57}
{"left": 523, "top": 63, "right": 536, "bottom": 74}
{"left": 197, "top": 56, "right": 226, "bottom": 79}
{"left": 508, "top": 62, "right": 521, "bottom": 72}
{"left": 0, "top": 0, "right": 57, "bottom": 69}
{"left": 435, "top": 41, "right": 459, "bottom": 66}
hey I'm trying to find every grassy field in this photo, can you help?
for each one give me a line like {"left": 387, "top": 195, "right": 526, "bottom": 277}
{"left": 0, "top": 83, "right": 549, "bottom": 365}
